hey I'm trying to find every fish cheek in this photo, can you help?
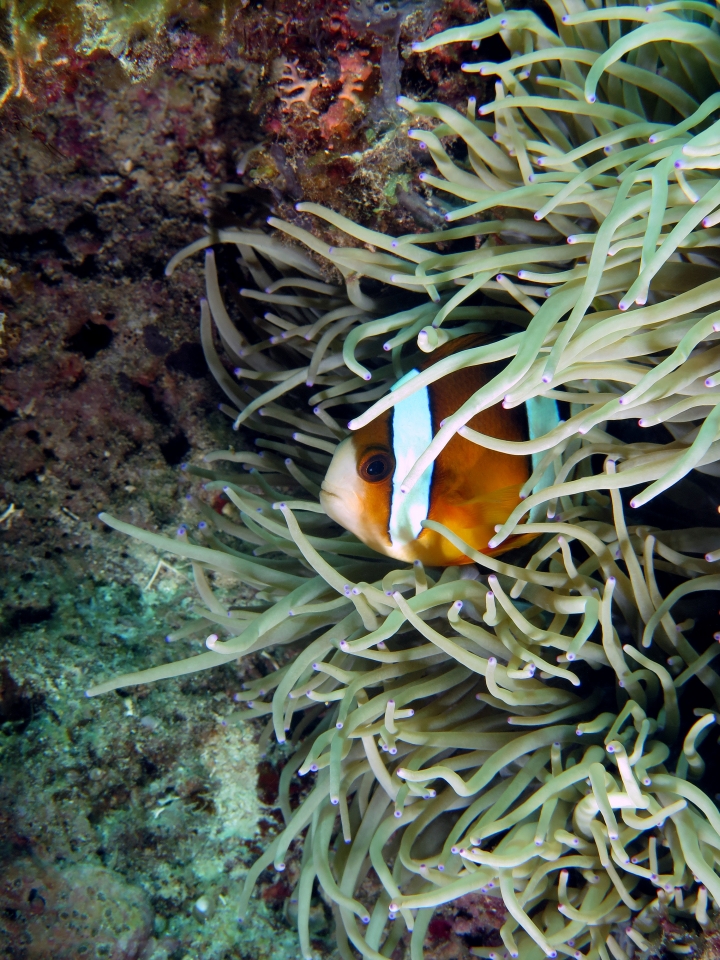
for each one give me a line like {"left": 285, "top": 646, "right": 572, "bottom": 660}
{"left": 350, "top": 478, "right": 392, "bottom": 553}
{"left": 351, "top": 418, "right": 393, "bottom": 551}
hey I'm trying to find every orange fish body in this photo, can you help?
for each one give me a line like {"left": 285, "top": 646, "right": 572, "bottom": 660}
{"left": 320, "top": 337, "right": 536, "bottom": 566}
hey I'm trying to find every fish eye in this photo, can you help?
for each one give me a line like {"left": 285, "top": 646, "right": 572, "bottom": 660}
{"left": 358, "top": 453, "right": 393, "bottom": 483}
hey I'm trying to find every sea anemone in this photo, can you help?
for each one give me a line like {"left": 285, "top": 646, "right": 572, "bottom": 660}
{"left": 90, "top": 1, "right": 720, "bottom": 958}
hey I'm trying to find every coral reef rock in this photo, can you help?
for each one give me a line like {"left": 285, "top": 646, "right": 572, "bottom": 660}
{"left": 0, "top": 861, "right": 153, "bottom": 960}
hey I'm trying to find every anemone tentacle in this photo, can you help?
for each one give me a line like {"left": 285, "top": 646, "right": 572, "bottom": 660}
{"left": 92, "top": 1, "right": 720, "bottom": 955}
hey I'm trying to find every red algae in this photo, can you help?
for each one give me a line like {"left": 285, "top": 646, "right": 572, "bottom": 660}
{"left": 0, "top": 862, "right": 153, "bottom": 960}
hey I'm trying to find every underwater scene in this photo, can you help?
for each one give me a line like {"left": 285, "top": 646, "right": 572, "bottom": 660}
{"left": 4, "top": 0, "right": 720, "bottom": 958}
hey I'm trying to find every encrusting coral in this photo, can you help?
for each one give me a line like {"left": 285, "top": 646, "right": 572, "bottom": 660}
{"left": 88, "top": 1, "right": 720, "bottom": 958}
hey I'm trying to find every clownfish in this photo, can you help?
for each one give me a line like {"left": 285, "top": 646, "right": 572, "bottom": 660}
{"left": 320, "top": 335, "right": 559, "bottom": 566}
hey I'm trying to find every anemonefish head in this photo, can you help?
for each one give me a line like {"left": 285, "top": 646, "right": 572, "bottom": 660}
{"left": 320, "top": 411, "right": 400, "bottom": 559}
{"left": 320, "top": 366, "right": 521, "bottom": 566}
{"left": 320, "top": 343, "right": 547, "bottom": 567}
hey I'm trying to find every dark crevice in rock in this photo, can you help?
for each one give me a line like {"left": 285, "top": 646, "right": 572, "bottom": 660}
{"left": 66, "top": 321, "right": 114, "bottom": 359}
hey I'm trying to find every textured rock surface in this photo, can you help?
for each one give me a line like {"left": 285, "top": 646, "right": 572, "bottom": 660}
{"left": 0, "top": 862, "right": 153, "bottom": 960}
{"left": 0, "top": 40, "right": 320, "bottom": 957}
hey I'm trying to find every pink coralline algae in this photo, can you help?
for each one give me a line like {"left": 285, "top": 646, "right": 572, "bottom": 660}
{"left": 0, "top": 861, "right": 153, "bottom": 960}
{"left": 425, "top": 892, "right": 506, "bottom": 960}
{"left": 317, "top": 51, "right": 374, "bottom": 147}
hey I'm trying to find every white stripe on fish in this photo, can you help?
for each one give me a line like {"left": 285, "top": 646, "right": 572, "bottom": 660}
{"left": 388, "top": 369, "right": 435, "bottom": 547}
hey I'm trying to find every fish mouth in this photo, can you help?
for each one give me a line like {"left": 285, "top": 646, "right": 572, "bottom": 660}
{"left": 319, "top": 484, "right": 345, "bottom": 528}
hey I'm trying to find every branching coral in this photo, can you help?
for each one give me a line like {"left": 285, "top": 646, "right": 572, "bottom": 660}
{"left": 278, "top": 60, "right": 321, "bottom": 113}
{"left": 89, "top": 1, "right": 720, "bottom": 958}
